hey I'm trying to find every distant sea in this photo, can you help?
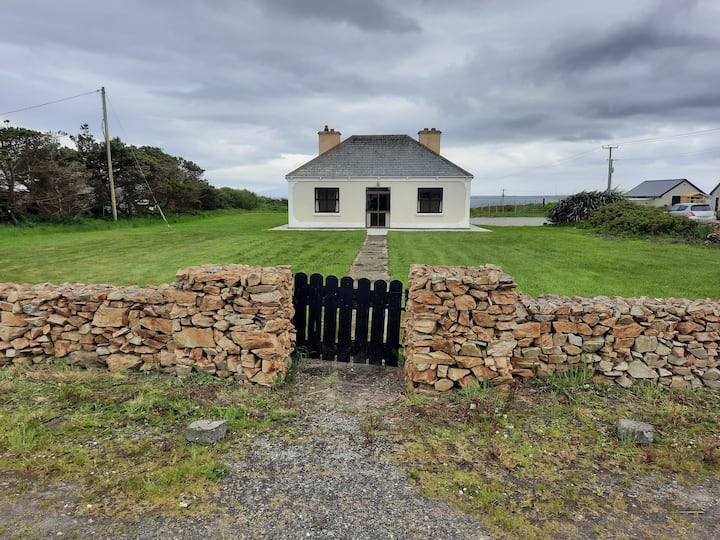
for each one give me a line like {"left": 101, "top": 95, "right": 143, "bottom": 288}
{"left": 470, "top": 195, "right": 566, "bottom": 208}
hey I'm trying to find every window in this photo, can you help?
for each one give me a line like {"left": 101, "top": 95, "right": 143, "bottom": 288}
{"left": 417, "top": 188, "right": 443, "bottom": 213}
{"left": 315, "top": 187, "right": 339, "bottom": 213}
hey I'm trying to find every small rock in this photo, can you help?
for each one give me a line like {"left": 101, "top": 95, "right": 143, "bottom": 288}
{"left": 186, "top": 419, "right": 227, "bottom": 444}
{"left": 618, "top": 418, "right": 654, "bottom": 445}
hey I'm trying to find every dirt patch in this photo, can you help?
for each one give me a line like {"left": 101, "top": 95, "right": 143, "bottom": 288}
{"left": 290, "top": 359, "right": 406, "bottom": 412}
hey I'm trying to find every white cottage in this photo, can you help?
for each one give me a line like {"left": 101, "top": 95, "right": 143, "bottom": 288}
{"left": 286, "top": 127, "right": 473, "bottom": 229}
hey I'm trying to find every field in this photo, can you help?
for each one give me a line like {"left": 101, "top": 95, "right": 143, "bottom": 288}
{"left": 1, "top": 209, "right": 719, "bottom": 300}
{"left": 0, "top": 211, "right": 364, "bottom": 286}
{"left": 389, "top": 226, "right": 720, "bottom": 298}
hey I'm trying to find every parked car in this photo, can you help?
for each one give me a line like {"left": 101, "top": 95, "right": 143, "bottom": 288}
{"left": 665, "top": 203, "right": 716, "bottom": 221}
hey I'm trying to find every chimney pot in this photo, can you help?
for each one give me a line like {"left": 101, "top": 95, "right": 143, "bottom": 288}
{"left": 318, "top": 125, "right": 341, "bottom": 154}
{"left": 418, "top": 127, "right": 442, "bottom": 153}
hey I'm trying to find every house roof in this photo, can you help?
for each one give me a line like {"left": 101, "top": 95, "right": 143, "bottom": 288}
{"left": 286, "top": 135, "right": 473, "bottom": 179}
{"left": 710, "top": 182, "right": 720, "bottom": 196}
{"left": 624, "top": 178, "right": 707, "bottom": 198}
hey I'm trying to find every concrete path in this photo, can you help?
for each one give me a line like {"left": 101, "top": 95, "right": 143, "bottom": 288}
{"left": 348, "top": 232, "right": 389, "bottom": 281}
{"left": 470, "top": 217, "right": 548, "bottom": 226}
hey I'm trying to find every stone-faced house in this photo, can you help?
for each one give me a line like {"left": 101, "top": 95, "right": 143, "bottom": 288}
{"left": 285, "top": 127, "right": 473, "bottom": 229}
{"left": 625, "top": 179, "right": 708, "bottom": 207}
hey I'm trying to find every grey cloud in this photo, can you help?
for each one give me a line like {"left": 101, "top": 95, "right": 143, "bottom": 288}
{"left": 3, "top": 0, "right": 720, "bottom": 196}
{"left": 260, "top": 0, "right": 420, "bottom": 33}
{"left": 548, "top": 0, "right": 718, "bottom": 72}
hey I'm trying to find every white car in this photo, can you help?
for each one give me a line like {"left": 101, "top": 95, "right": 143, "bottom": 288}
{"left": 665, "top": 203, "right": 716, "bottom": 221}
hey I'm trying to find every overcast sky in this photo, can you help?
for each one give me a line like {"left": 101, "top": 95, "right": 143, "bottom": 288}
{"left": 2, "top": 0, "right": 720, "bottom": 197}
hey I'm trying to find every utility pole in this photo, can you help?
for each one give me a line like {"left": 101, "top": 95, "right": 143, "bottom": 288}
{"left": 602, "top": 145, "right": 618, "bottom": 192}
{"left": 101, "top": 87, "right": 118, "bottom": 221}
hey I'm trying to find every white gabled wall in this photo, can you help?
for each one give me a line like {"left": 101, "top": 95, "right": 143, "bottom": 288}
{"left": 287, "top": 177, "right": 471, "bottom": 229}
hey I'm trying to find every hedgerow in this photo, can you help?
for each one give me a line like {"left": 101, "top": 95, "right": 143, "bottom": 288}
{"left": 584, "top": 200, "right": 704, "bottom": 237}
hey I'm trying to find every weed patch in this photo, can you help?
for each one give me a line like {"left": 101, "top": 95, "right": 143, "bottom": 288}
{"left": 390, "top": 378, "right": 720, "bottom": 539}
{"left": 0, "top": 365, "right": 302, "bottom": 515}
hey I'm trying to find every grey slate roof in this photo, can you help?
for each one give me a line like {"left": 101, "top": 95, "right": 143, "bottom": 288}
{"left": 625, "top": 179, "right": 706, "bottom": 198}
{"left": 286, "top": 135, "right": 473, "bottom": 179}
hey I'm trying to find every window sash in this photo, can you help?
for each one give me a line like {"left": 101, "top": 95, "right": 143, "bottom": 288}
{"left": 315, "top": 188, "right": 339, "bottom": 213}
{"left": 417, "top": 188, "right": 443, "bottom": 213}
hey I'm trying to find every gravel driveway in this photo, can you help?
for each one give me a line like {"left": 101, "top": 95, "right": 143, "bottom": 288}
{"left": 2, "top": 362, "right": 488, "bottom": 539}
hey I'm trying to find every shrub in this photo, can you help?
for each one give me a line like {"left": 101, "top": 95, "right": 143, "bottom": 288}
{"left": 547, "top": 190, "right": 625, "bottom": 224}
{"left": 217, "top": 187, "right": 259, "bottom": 210}
{"left": 585, "top": 200, "right": 703, "bottom": 237}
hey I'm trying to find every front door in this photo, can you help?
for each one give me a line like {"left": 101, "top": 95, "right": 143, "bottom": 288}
{"left": 366, "top": 188, "right": 390, "bottom": 228}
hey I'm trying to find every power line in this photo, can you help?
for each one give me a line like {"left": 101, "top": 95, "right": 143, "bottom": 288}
{"left": 616, "top": 147, "right": 720, "bottom": 162}
{"left": 488, "top": 146, "right": 604, "bottom": 181}
{"left": 611, "top": 127, "right": 720, "bottom": 145}
{"left": 488, "top": 125, "right": 720, "bottom": 181}
{"left": 1, "top": 89, "right": 100, "bottom": 116}
{"left": 105, "top": 93, "right": 170, "bottom": 228}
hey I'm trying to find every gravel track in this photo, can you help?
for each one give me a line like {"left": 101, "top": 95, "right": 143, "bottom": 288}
{"left": 0, "top": 361, "right": 489, "bottom": 539}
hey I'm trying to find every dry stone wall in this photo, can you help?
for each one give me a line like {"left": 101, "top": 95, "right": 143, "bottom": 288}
{"left": 404, "top": 264, "right": 720, "bottom": 392}
{"left": 0, "top": 264, "right": 295, "bottom": 386}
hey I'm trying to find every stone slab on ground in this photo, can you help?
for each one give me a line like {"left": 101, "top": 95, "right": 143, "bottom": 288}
{"left": 186, "top": 419, "right": 228, "bottom": 444}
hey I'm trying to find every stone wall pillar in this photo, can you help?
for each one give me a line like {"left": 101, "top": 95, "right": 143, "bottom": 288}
{"left": 404, "top": 264, "right": 520, "bottom": 391}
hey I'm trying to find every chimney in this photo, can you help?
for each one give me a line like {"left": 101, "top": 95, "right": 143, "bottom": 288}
{"left": 318, "top": 125, "right": 341, "bottom": 154}
{"left": 418, "top": 127, "right": 442, "bottom": 154}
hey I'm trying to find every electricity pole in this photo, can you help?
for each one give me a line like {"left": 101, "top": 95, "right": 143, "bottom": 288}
{"left": 602, "top": 145, "right": 618, "bottom": 191}
{"left": 101, "top": 87, "right": 118, "bottom": 221}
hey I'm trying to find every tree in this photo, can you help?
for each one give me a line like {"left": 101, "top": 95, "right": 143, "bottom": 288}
{"left": 1, "top": 120, "right": 219, "bottom": 222}
{"left": 217, "top": 187, "right": 259, "bottom": 209}
{"left": 69, "top": 130, "right": 211, "bottom": 217}
{"left": 0, "top": 124, "right": 57, "bottom": 222}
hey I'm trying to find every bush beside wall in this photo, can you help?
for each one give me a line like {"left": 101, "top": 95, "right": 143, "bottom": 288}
{"left": 404, "top": 264, "right": 720, "bottom": 392}
{"left": 0, "top": 264, "right": 295, "bottom": 386}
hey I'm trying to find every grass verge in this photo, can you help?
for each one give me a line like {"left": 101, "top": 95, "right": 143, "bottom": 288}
{"left": 0, "top": 365, "right": 301, "bottom": 517}
{"left": 388, "top": 374, "right": 720, "bottom": 539}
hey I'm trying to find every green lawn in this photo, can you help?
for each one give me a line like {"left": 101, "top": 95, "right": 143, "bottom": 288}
{"left": 0, "top": 211, "right": 365, "bottom": 286}
{"left": 388, "top": 226, "right": 720, "bottom": 299}
{"left": 1, "top": 212, "right": 718, "bottom": 299}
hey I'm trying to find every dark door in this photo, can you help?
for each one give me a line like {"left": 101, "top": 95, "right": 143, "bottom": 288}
{"left": 366, "top": 188, "right": 390, "bottom": 228}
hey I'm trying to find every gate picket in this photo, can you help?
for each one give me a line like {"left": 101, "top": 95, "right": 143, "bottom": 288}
{"left": 321, "top": 275, "right": 339, "bottom": 360}
{"left": 368, "top": 280, "right": 387, "bottom": 364}
{"left": 385, "top": 280, "right": 403, "bottom": 365}
{"left": 337, "top": 277, "right": 354, "bottom": 362}
{"left": 307, "top": 273, "right": 324, "bottom": 355}
{"left": 291, "top": 272, "right": 403, "bottom": 365}
{"left": 353, "top": 278, "right": 371, "bottom": 360}
{"left": 292, "top": 272, "right": 308, "bottom": 349}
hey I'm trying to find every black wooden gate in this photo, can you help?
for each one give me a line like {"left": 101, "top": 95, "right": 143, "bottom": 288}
{"left": 292, "top": 273, "right": 403, "bottom": 366}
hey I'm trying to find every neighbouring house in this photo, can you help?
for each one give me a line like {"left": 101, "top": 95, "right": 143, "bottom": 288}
{"left": 710, "top": 182, "right": 720, "bottom": 212}
{"left": 285, "top": 126, "right": 473, "bottom": 229}
{"left": 624, "top": 179, "right": 709, "bottom": 207}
